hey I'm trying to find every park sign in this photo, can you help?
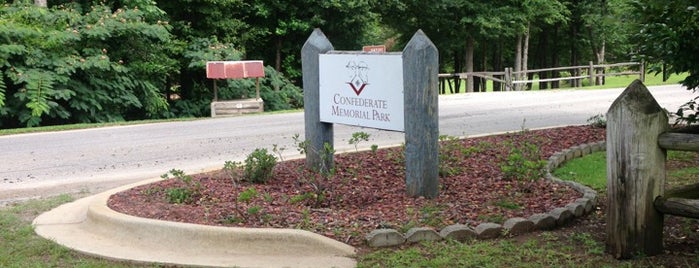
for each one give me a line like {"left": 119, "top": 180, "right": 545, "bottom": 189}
{"left": 318, "top": 53, "right": 404, "bottom": 132}
{"left": 303, "top": 29, "right": 438, "bottom": 198}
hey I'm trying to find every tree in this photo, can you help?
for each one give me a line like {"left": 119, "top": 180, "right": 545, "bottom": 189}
{"left": 580, "top": 0, "right": 632, "bottom": 84}
{"left": 244, "top": 0, "right": 376, "bottom": 79}
{"left": 511, "top": 0, "right": 569, "bottom": 90}
{"left": 631, "top": 0, "right": 699, "bottom": 123}
{"left": 0, "top": 2, "right": 174, "bottom": 127}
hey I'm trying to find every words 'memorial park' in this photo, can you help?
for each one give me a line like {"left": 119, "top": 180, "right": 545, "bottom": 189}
{"left": 302, "top": 28, "right": 439, "bottom": 198}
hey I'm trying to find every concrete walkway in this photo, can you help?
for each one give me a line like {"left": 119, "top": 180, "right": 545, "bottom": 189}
{"left": 33, "top": 178, "right": 357, "bottom": 268}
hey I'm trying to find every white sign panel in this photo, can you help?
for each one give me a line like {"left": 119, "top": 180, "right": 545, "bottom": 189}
{"left": 319, "top": 54, "right": 404, "bottom": 131}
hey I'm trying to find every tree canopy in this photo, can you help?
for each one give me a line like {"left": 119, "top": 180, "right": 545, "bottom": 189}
{"left": 0, "top": 0, "right": 695, "bottom": 127}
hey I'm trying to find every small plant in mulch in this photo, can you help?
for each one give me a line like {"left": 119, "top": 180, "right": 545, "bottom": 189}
{"left": 108, "top": 125, "right": 608, "bottom": 247}
{"left": 290, "top": 134, "right": 338, "bottom": 208}
{"left": 160, "top": 169, "right": 202, "bottom": 204}
{"left": 243, "top": 148, "right": 277, "bottom": 183}
{"left": 499, "top": 129, "right": 548, "bottom": 183}
{"left": 349, "top": 131, "right": 371, "bottom": 152}
{"left": 220, "top": 186, "right": 271, "bottom": 224}
{"left": 223, "top": 160, "right": 243, "bottom": 185}
{"left": 438, "top": 135, "right": 467, "bottom": 177}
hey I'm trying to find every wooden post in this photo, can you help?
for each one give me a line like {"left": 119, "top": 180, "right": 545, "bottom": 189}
{"left": 213, "top": 80, "right": 218, "bottom": 101}
{"left": 504, "top": 67, "right": 512, "bottom": 91}
{"left": 255, "top": 77, "right": 260, "bottom": 99}
{"left": 606, "top": 79, "right": 668, "bottom": 259}
{"left": 641, "top": 61, "right": 646, "bottom": 82}
{"left": 301, "top": 29, "right": 334, "bottom": 172}
{"left": 588, "top": 61, "right": 595, "bottom": 86}
{"left": 403, "top": 30, "right": 439, "bottom": 198}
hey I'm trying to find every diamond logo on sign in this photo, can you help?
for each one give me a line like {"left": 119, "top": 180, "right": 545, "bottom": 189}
{"left": 319, "top": 53, "right": 404, "bottom": 132}
{"left": 346, "top": 61, "right": 369, "bottom": 96}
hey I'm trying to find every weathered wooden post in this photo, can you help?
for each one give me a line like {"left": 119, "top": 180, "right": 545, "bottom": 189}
{"left": 403, "top": 30, "right": 439, "bottom": 198}
{"left": 302, "top": 29, "right": 334, "bottom": 172}
{"left": 606, "top": 79, "right": 668, "bottom": 259}
{"left": 504, "top": 67, "right": 512, "bottom": 91}
{"left": 588, "top": 61, "right": 595, "bottom": 86}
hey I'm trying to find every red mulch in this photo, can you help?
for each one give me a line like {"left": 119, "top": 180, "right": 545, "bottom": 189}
{"left": 108, "top": 125, "right": 606, "bottom": 246}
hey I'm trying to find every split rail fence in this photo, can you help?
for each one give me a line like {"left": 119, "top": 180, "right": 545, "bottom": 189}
{"left": 606, "top": 80, "right": 699, "bottom": 259}
{"left": 439, "top": 61, "right": 644, "bottom": 93}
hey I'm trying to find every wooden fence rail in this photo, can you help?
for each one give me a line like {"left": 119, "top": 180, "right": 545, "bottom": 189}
{"left": 606, "top": 80, "right": 699, "bottom": 260}
{"left": 439, "top": 61, "right": 644, "bottom": 93}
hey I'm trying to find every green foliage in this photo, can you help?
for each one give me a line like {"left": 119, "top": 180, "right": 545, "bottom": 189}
{"left": 632, "top": 0, "right": 699, "bottom": 90}
{"left": 0, "top": 195, "right": 139, "bottom": 267}
{"left": 0, "top": 2, "right": 173, "bottom": 127}
{"left": 292, "top": 139, "right": 336, "bottom": 208}
{"left": 631, "top": 0, "right": 699, "bottom": 123}
{"left": 586, "top": 114, "right": 607, "bottom": 128}
{"left": 292, "top": 133, "right": 308, "bottom": 154}
{"left": 161, "top": 169, "right": 201, "bottom": 204}
{"left": 553, "top": 151, "right": 606, "bottom": 191}
{"left": 438, "top": 135, "right": 465, "bottom": 177}
{"left": 243, "top": 148, "right": 277, "bottom": 183}
{"left": 175, "top": 40, "right": 303, "bottom": 117}
{"left": 237, "top": 187, "right": 258, "bottom": 203}
{"left": 500, "top": 139, "right": 547, "bottom": 182}
{"left": 675, "top": 96, "right": 699, "bottom": 125}
{"left": 494, "top": 198, "right": 522, "bottom": 210}
{"left": 223, "top": 160, "right": 242, "bottom": 184}
{"left": 349, "top": 131, "right": 371, "bottom": 152}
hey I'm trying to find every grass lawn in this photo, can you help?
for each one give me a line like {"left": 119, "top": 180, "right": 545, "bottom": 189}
{"left": 441, "top": 71, "right": 687, "bottom": 93}
{"left": 0, "top": 195, "right": 141, "bottom": 267}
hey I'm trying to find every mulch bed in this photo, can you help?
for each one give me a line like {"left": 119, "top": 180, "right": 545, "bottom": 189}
{"left": 108, "top": 125, "right": 606, "bottom": 247}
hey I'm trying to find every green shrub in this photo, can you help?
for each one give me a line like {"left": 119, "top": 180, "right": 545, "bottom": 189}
{"left": 223, "top": 160, "right": 243, "bottom": 184}
{"left": 237, "top": 187, "right": 259, "bottom": 203}
{"left": 243, "top": 148, "right": 277, "bottom": 183}
{"left": 160, "top": 169, "right": 200, "bottom": 204}
{"left": 438, "top": 135, "right": 466, "bottom": 177}
{"left": 166, "top": 188, "right": 194, "bottom": 204}
{"left": 586, "top": 114, "right": 606, "bottom": 128}
{"left": 500, "top": 141, "right": 547, "bottom": 181}
{"left": 349, "top": 131, "right": 371, "bottom": 152}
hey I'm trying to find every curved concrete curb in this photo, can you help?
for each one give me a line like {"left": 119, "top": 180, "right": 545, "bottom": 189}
{"left": 366, "top": 141, "right": 605, "bottom": 247}
{"left": 33, "top": 178, "right": 356, "bottom": 268}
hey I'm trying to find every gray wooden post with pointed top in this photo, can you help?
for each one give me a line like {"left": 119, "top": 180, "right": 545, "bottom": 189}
{"left": 302, "top": 29, "right": 334, "bottom": 172}
{"left": 403, "top": 30, "right": 439, "bottom": 198}
{"left": 606, "top": 79, "right": 667, "bottom": 259}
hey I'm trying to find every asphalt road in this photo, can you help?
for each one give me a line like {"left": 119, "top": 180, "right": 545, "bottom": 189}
{"left": 1, "top": 84, "right": 694, "bottom": 203}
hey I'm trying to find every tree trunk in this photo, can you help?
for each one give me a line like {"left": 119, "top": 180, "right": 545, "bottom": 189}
{"left": 465, "top": 37, "right": 475, "bottom": 93}
{"left": 275, "top": 37, "right": 282, "bottom": 72}
{"left": 453, "top": 52, "right": 462, "bottom": 93}
{"left": 522, "top": 23, "right": 531, "bottom": 90}
{"left": 34, "top": 0, "right": 47, "bottom": 7}
{"left": 597, "top": 40, "right": 606, "bottom": 85}
{"left": 551, "top": 24, "right": 560, "bottom": 89}
{"left": 538, "top": 26, "right": 550, "bottom": 90}
{"left": 492, "top": 40, "right": 503, "bottom": 91}
{"left": 514, "top": 34, "right": 522, "bottom": 91}
{"left": 481, "top": 44, "right": 488, "bottom": 92}
{"left": 570, "top": 4, "right": 582, "bottom": 87}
